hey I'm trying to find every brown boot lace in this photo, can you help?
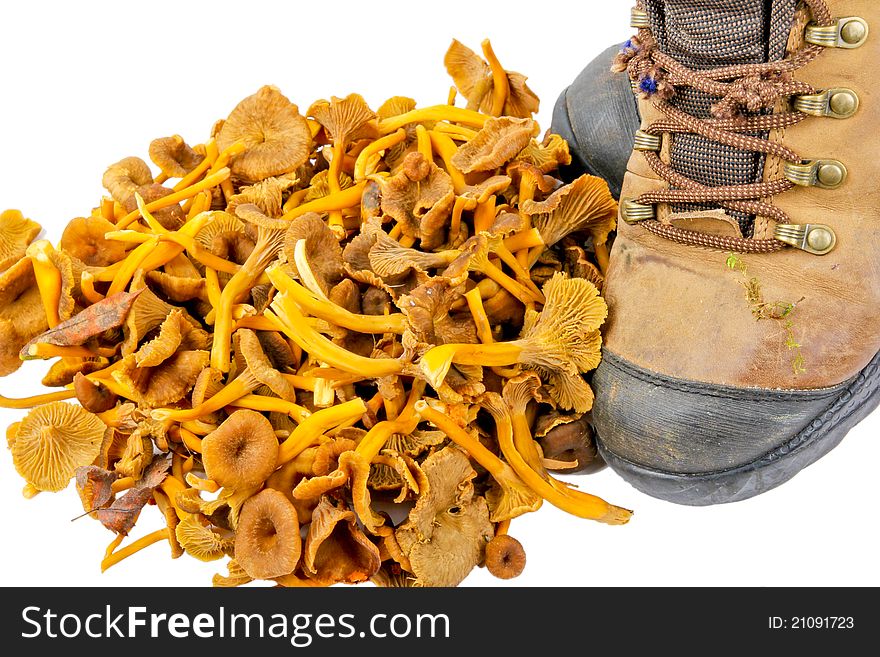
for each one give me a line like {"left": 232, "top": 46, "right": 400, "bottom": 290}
{"left": 614, "top": 0, "right": 843, "bottom": 254}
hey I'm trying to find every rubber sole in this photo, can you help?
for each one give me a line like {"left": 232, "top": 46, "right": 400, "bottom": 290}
{"left": 594, "top": 348, "right": 880, "bottom": 505}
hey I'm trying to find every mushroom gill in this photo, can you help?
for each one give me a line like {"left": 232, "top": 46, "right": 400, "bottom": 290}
{"left": 0, "top": 209, "right": 42, "bottom": 272}
{"left": 303, "top": 497, "right": 381, "bottom": 584}
{"left": 149, "top": 135, "right": 205, "bottom": 179}
{"left": 451, "top": 116, "right": 538, "bottom": 174}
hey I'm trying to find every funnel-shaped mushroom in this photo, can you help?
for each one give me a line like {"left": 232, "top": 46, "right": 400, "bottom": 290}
{"left": 418, "top": 273, "right": 605, "bottom": 412}
{"left": 234, "top": 488, "right": 301, "bottom": 580}
{"left": 444, "top": 39, "right": 539, "bottom": 118}
{"left": 175, "top": 513, "right": 234, "bottom": 562}
{"left": 451, "top": 116, "right": 538, "bottom": 174}
{"left": 0, "top": 257, "right": 48, "bottom": 376}
{"left": 513, "top": 133, "right": 572, "bottom": 173}
{"left": 367, "top": 229, "right": 460, "bottom": 280}
{"left": 395, "top": 446, "right": 494, "bottom": 587}
{"left": 0, "top": 209, "right": 41, "bottom": 272}
{"left": 201, "top": 410, "right": 278, "bottom": 490}
{"left": 398, "top": 276, "right": 478, "bottom": 346}
{"left": 211, "top": 204, "right": 290, "bottom": 371}
{"left": 114, "top": 349, "right": 209, "bottom": 408}
{"left": 374, "top": 152, "right": 454, "bottom": 251}
{"left": 11, "top": 401, "right": 105, "bottom": 493}
{"left": 227, "top": 175, "right": 298, "bottom": 218}
{"left": 216, "top": 86, "right": 312, "bottom": 182}
{"left": 484, "top": 534, "right": 526, "bottom": 580}
{"left": 153, "top": 328, "right": 295, "bottom": 422}
{"left": 303, "top": 497, "right": 381, "bottom": 584}
{"left": 479, "top": 391, "right": 631, "bottom": 524}
{"left": 102, "top": 157, "right": 153, "bottom": 203}
{"left": 520, "top": 174, "right": 618, "bottom": 271}
{"left": 149, "top": 135, "right": 205, "bottom": 179}
{"left": 282, "top": 213, "right": 344, "bottom": 298}
{"left": 60, "top": 216, "right": 126, "bottom": 267}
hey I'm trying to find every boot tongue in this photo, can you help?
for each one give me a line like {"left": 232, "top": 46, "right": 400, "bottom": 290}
{"left": 642, "top": 0, "right": 798, "bottom": 235}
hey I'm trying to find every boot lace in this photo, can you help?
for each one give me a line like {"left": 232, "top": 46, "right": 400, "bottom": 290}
{"left": 614, "top": 0, "right": 834, "bottom": 253}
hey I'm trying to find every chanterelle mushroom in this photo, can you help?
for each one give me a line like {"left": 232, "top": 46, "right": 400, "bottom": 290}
{"left": 303, "top": 496, "right": 381, "bottom": 584}
{"left": 201, "top": 410, "right": 278, "bottom": 490}
{"left": 60, "top": 216, "right": 126, "bottom": 267}
{"left": 282, "top": 212, "right": 344, "bottom": 298}
{"left": 235, "top": 488, "right": 301, "bottom": 580}
{"left": 374, "top": 151, "right": 454, "bottom": 250}
{"left": 149, "top": 135, "right": 205, "bottom": 179}
{"left": 451, "top": 116, "right": 538, "bottom": 174}
{"left": 217, "top": 85, "right": 312, "bottom": 182}
{"left": 102, "top": 156, "right": 153, "bottom": 204}
{"left": 11, "top": 401, "right": 105, "bottom": 493}
{"left": 395, "top": 446, "right": 493, "bottom": 587}
{"left": 0, "top": 257, "right": 49, "bottom": 376}
{"left": 0, "top": 209, "right": 41, "bottom": 272}
{"left": 444, "top": 39, "right": 539, "bottom": 118}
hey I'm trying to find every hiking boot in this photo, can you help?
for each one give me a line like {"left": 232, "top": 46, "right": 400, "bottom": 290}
{"left": 552, "top": 0, "right": 880, "bottom": 505}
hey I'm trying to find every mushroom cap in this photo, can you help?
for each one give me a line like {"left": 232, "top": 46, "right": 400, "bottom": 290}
{"left": 520, "top": 174, "right": 618, "bottom": 247}
{"left": 459, "top": 175, "right": 512, "bottom": 207}
{"left": 303, "top": 169, "right": 354, "bottom": 203}
{"left": 312, "top": 437, "right": 357, "bottom": 476}
{"left": 282, "top": 213, "right": 344, "bottom": 295}
{"left": 102, "top": 156, "right": 153, "bottom": 203}
{"left": 217, "top": 85, "right": 312, "bottom": 182}
{"left": 234, "top": 488, "right": 301, "bottom": 580}
{"left": 60, "top": 216, "right": 126, "bottom": 267}
{"left": 0, "top": 257, "right": 49, "bottom": 376}
{"left": 235, "top": 328, "right": 297, "bottom": 400}
{"left": 398, "top": 277, "right": 477, "bottom": 346}
{"left": 484, "top": 534, "right": 526, "bottom": 579}
{"left": 303, "top": 497, "right": 381, "bottom": 584}
{"left": 122, "top": 183, "right": 186, "bottom": 230}
{"left": 202, "top": 409, "right": 279, "bottom": 490}
{"left": 227, "top": 175, "right": 298, "bottom": 218}
{"left": 451, "top": 116, "right": 539, "bottom": 174}
{"left": 42, "top": 356, "right": 107, "bottom": 388}
{"left": 368, "top": 230, "right": 458, "bottom": 280}
{"left": 535, "top": 414, "right": 601, "bottom": 473}
{"left": 134, "top": 309, "right": 211, "bottom": 368}
{"left": 115, "top": 350, "right": 210, "bottom": 408}
{"left": 395, "top": 447, "right": 493, "bottom": 587}
{"left": 376, "top": 152, "right": 454, "bottom": 250}
{"left": 194, "top": 211, "right": 254, "bottom": 268}
{"left": 0, "top": 209, "right": 42, "bottom": 272}
{"left": 12, "top": 401, "right": 105, "bottom": 492}
{"left": 175, "top": 513, "right": 234, "bottom": 562}
{"left": 73, "top": 372, "right": 118, "bottom": 413}
{"left": 148, "top": 135, "right": 205, "bottom": 178}
{"left": 514, "top": 133, "right": 572, "bottom": 173}
{"left": 146, "top": 270, "right": 207, "bottom": 303}
{"left": 376, "top": 96, "right": 417, "bottom": 120}
{"left": 308, "top": 93, "right": 377, "bottom": 145}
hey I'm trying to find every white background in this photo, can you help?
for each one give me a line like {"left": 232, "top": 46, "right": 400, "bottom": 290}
{"left": 1, "top": 0, "right": 877, "bottom": 587}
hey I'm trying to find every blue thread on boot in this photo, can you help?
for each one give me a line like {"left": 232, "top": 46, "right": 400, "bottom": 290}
{"left": 639, "top": 76, "right": 658, "bottom": 95}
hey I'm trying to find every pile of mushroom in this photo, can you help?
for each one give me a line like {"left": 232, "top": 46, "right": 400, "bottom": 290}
{"left": 1, "top": 39, "right": 629, "bottom": 587}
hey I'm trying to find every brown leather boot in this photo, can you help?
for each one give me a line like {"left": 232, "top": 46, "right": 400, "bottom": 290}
{"left": 556, "top": 0, "right": 880, "bottom": 504}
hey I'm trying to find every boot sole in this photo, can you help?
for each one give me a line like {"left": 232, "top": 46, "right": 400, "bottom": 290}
{"left": 594, "top": 349, "right": 880, "bottom": 505}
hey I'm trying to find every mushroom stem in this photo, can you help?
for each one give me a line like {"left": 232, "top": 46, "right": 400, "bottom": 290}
{"left": 479, "top": 259, "right": 542, "bottom": 306}
{"left": 233, "top": 315, "right": 279, "bottom": 331}
{"left": 204, "top": 267, "right": 221, "bottom": 308}
{"left": 485, "top": 401, "right": 632, "bottom": 524}
{"left": 491, "top": 242, "right": 544, "bottom": 301}
{"left": 161, "top": 233, "right": 241, "bottom": 275}
{"left": 80, "top": 271, "right": 105, "bottom": 304}
{"left": 464, "top": 288, "right": 494, "bottom": 344}
{"left": 449, "top": 196, "right": 467, "bottom": 241}
{"left": 481, "top": 39, "right": 509, "bottom": 117}
{"left": 151, "top": 374, "right": 256, "bottom": 423}
{"left": 415, "top": 124, "right": 433, "bottom": 161}
{"left": 378, "top": 106, "right": 488, "bottom": 134}
{"left": 264, "top": 304, "right": 404, "bottom": 378}
{"left": 101, "top": 529, "right": 169, "bottom": 572}
{"left": 327, "top": 140, "right": 347, "bottom": 238}
{"left": 419, "top": 342, "right": 521, "bottom": 389}
{"left": 267, "top": 266, "right": 407, "bottom": 334}
{"left": 177, "top": 427, "right": 203, "bottom": 453}
{"left": 106, "top": 236, "right": 159, "bottom": 296}
{"left": 355, "top": 415, "right": 421, "bottom": 463}
{"left": 26, "top": 242, "right": 63, "bottom": 327}
{"left": 503, "top": 228, "right": 544, "bottom": 253}
{"left": 229, "top": 394, "right": 311, "bottom": 424}
{"left": 473, "top": 195, "right": 496, "bottom": 233}
{"left": 428, "top": 131, "right": 467, "bottom": 193}
{"left": 281, "top": 182, "right": 367, "bottom": 222}
{"left": 354, "top": 129, "right": 407, "bottom": 181}
{"left": 495, "top": 519, "right": 511, "bottom": 536}
{"left": 172, "top": 139, "right": 218, "bottom": 192}
{"left": 277, "top": 398, "right": 367, "bottom": 465}
{"left": 0, "top": 389, "right": 76, "bottom": 409}
{"left": 25, "top": 344, "right": 116, "bottom": 360}
{"left": 117, "top": 168, "right": 231, "bottom": 229}
{"left": 282, "top": 188, "right": 310, "bottom": 213}
{"left": 433, "top": 122, "right": 478, "bottom": 141}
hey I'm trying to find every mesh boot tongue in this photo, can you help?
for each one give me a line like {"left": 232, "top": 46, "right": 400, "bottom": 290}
{"left": 642, "top": 0, "right": 797, "bottom": 234}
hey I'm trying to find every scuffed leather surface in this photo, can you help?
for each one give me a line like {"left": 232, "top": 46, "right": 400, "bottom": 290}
{"left": 592, "top": 350, "right": 845, "bottom": 474}
{"left": 550, "top": 43, "right": 640, "bottom": 198}
{"left": 596, "top": 346, "right": 880, "bottom": 504}
{"left": 604, "top": 0, "right": 880, "bottom": 390}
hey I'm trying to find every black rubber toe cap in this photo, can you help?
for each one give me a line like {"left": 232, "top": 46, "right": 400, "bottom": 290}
{"left": 590, "top": 350, "right": 867, "bottom": 505}
{"left": 551, "top": 43, "right": 640, "bottom": 198}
